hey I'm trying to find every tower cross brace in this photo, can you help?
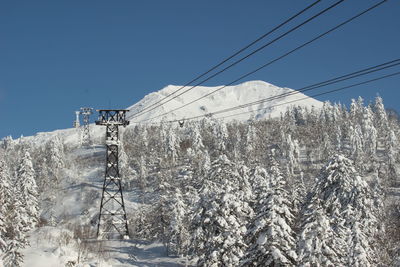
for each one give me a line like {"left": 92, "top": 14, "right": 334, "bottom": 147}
{"left": 96, "top": 109, "right": 130, "bottom": 240}
{"left": 80, "top": 107, "right": 93, "bottom": 146}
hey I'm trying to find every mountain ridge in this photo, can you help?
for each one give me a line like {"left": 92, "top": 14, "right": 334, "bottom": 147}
{"left": 126, "top": 80, "right": 323, "bottom": 123}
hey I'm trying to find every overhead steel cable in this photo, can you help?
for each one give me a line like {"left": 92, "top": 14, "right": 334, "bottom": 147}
{"left": 194, "top": 61, "right": 400, "bottom": 119}
{"left": 155, "top": 59, "right": 399, "bottom": 123}
{"left": 135, "top": 0, "right": 387, "bottom": 123}
{"left": 217, "top": 70, "right": 400, "bottom": 120}
{"left": 128, "top": 0, "right": 322, "bottom": 119}
{"left": 288, "top": 58, "right": 400, "bottom": 92}
{"left": 213, "top": 59, "right": 400, "bottom": 114}
{"left": 129, "top": 0, "right": 344, "bottom": 120}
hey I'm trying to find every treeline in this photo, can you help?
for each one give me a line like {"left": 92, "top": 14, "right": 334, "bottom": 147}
{"left": 1, "top": 95, "right": 399, "bottom": 266}
{"left": 120, "top": 96, "right": 400, "bottom": 266}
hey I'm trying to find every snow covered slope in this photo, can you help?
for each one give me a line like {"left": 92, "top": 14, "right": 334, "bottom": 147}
{"left": 127, "top": 80, "right": 323, "bottom": 123}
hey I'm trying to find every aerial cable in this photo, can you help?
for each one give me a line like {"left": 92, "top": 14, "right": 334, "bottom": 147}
{"left": 159, "top": 69, "right": 400, "bottom": 123}
{"left": 217, "top": 70, "right": 400, "bottom": 120}
{"left": 129, "top": 0, "right": 322, "bottom": 119}
{"left": 214, "top": 59, "right": 400, "bottom": 114}
{"left": 135, "top": 0, "right": 386, "bottom": 123}
{"left": 198, "top": 61, "right": 400, "bottom": 118}
{"left": 157, "top": 59, "right": 399, "bottom": 123}
{"left": 129, "top": 0, "right": 343, "bottom": 119}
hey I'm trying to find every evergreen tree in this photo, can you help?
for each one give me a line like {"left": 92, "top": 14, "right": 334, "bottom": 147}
{"left": 189, "top": 122, "right": 205, "bottom": 153}
{"left": 248, "top": 166, "right": 269, "bottom": 208}
{"left": 165, "top": 189, "right": 190, "bottom": 256}
{"left": 349, "top": 124, "right": 364, "bottom": 165}
{"left": 214, "top": 122, "right": 229, "bottom": 153}
{"left": 361, "top": 106, "right": 377, "bottom": 158}
{"left": 245, "top": 124, "right": 257, "bottom": 162}
{"left": 3, "top": 186, "right": 29, "bottom": 267}
{"left": 282, "top": 133, "right": 300, "bottom": 175}
{"left": 298, "top": 155, "right": 380, "bottom": 266}
{"left": 297, "top": 200, "right": 339, "bottom": 266}
{"left": 0, "top": 157, "right": 11, "bottom": 260}
{"left": 119, "top": 142, "right": 136, "bottom": 190}
{"left": 373, "top": 95, "right": 389, "bottom": 133}
{"left": 16, "top": 151, "right": 39, "bottom": 229}
{"left": 242, "top": 158, "right": 297, "bottom": 266}
{"left": 320, "top": 132, "right": 334, "bottom": 162}
{"left": 232, "top": 127, "right": 242, "bottom": 162}
{"left": 165, "top": 125, "right": 180, "bottom": 164}
{"left": 137, "top": 155, "right": 147, "bottom": 192}
{"left": 192, "top": 155, "right": 253, "bottom": 267}
{"left": 46, "top": 136, "right": 64, "bottom": 180}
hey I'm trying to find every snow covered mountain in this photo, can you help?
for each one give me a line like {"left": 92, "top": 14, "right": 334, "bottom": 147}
{"left": 127, "top": 80, "right": 323, "bottom": 123}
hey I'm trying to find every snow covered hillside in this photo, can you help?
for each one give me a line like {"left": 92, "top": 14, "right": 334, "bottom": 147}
{"left": 127, "top": 81, "right": 323, "bottom": 122}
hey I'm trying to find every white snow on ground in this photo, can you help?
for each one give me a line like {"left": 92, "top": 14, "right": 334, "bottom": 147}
{"left": 23, "top": 230, "right": 192, "bottom": 267}
{"left": 103, "top": 240, "right": 193, "bottom": 267}
{"left": 22, "top": 142, "right": 192, "bottom": 266}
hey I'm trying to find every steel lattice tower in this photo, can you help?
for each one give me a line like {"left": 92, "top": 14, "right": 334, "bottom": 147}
{"left": 80, "top": 107, "right": 93, "bottom": 146}
{"left": 96, "top": 110, "right": 130, "bottom": 240}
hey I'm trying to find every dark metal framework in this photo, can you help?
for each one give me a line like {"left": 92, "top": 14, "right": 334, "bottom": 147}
{"left": 80, "top": 107, "right": 93, "bottom": 146}
{"left": 96, "top": 109, "right": 130, "bottom": 239}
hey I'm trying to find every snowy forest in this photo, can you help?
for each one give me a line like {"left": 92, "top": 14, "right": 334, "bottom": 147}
{"left": 1, "top": 95, "right": 400, "bottom": 266}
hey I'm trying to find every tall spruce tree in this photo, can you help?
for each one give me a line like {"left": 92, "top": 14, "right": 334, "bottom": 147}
{"left": 46, "top": 136, "right": 64, "bottom": 187}
{"left": 242, "top": 158, "right": 297, "bottom": 266}
{"left": 0, "top": 157, "right": 11, "bottom": 261}
{"left": 297, "top": 200, "right": 339, "bottom": 266}
{"left": 298, "top": 154, "right": 380, "bottom": 266}
{"left": 16, "top": 151, "right": 38, "bottom": 229}
{"left": 192, "top": 155, "right": 253, "bottom": 267}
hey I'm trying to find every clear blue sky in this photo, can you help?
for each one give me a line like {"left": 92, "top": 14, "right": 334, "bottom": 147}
{"left": 0, "top": 0, "right": 399, "bottom": 138}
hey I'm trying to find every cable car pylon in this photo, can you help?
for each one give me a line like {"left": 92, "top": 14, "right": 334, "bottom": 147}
{"left": 95, "top": 109, "right": 130, "bottom": 240}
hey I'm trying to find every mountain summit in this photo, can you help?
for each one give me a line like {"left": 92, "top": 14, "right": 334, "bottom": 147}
{"left": 126, "top": 80, "right": 323, "bottom": 123}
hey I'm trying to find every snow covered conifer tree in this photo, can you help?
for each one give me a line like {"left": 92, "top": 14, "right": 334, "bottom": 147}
{"left": 248, "top": 166, "right": 269, "bottom": 208}
{"left": 188, "top": 122, "right": 210, "bottom": 180}
{"left": 282, "top": 133, "right": 300, "bottom": 175}
{"left": 0, "top": 157, "right": 11, "bottom": 260}
{"left": 374, "top": 95, "right": 389, "bottom": 132}
{"left": 350, "top": 97, "right": 365, "bottom": 124}
{"left": 45, "top": 136, "right": 65, "bottom": 188}
{"left": 320, "top": 101, "right": 334, "bottom": 124}
{"left": 242, "top": 157, "right": 297, "bottom": 266}
{"left": 232, "top": 127, "right": 242, "bottom": 162}
{"left": 3, "top": 170, "right": 29, "bottom": 267}
{"left": 320, "top": 132, "right": 334, "bottom": 162}
{"left": 138, "top": 125, "right": 149, "bottom": 151}
{"left": 119, "top": 142, "right": 136, "bottom": 190}
{"left": 245, "top": 123, "right": 257, "bottom": 162}
{"left": 164, "top": 188, "right": 190, "bottom": 256}
{"left": 165, "top": 125, "right": 180, "bottom": 164}
{"left": 362, "top": 106, "right": 378, "bottom": 158}
{"left": 189, "top": 122, "right": 205, "bottom": 153}
{"left": 3, "top": 197, "right": 28, "bottom": 267}
{"left": 298, "top": 154, "right": 380, "bottom": 266}
{"left": 192, "top": 155, "right": 253, "bottom": 267}
{"left": 297, "top": 199, "right": 339, "bottom": 266}
{"left": 16, "top": 151, "right": 39, "bottom": 229}
{"left": 214, "top": 122, "right": 229, "bottom": 153}
{"left": 345, "top": 208, "right": 374, "bottom": 267}
{"left": 349, "top": 124, "right": 364, "bottom": 165}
